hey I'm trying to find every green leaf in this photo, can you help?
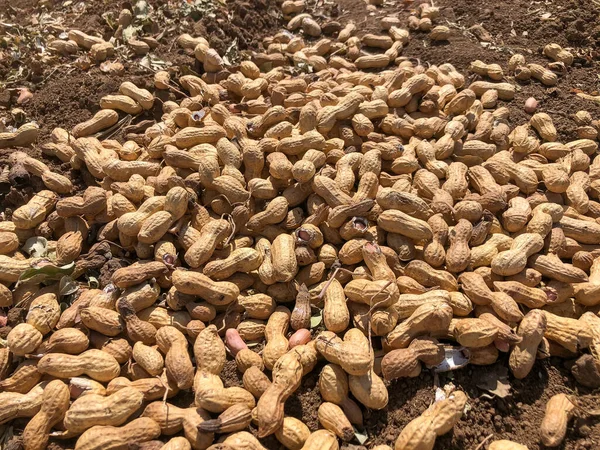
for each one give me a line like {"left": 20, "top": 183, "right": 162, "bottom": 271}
{"left": 354, "top": 426, "right": 368, "bottom": 445}
{"left": 22, "top": 236, "right": 48, "bottom": 258}
{"left": 122, "top": 25, "right": 141, "bottom": 43}
{"left": 310, "top": 309, "right": 323, "bottom": 329}
{"left": 17, "top": 261, "right": 75, "bottom": 286}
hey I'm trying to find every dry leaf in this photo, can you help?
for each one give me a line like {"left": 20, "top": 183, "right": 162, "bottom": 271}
{"left": 100, "top": 61, "right": 125, "bottom": 75}
{"left": 475, "top": 364, "right": 511, "bottom": 398}
{"left": 469, "top": 24, "right": 493, "bottom": 42}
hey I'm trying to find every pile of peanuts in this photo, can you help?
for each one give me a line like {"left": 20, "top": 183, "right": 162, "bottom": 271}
{"left": 0, "top": 1, "right": 599, "bottom": 449}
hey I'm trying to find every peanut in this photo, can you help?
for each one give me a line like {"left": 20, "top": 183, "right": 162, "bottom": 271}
{"left": 540, "top": 393, "right": 574, "bottom": 447}
{"left": 394, "top": 391, "right": 468, "bottom": 450}
{"left": 64, "top": 387, "right": 144, "bottom": 433}
{"left": 74, "top": 418, "right": 162, "bottom": 450}
{"left": 23, "top": 380, "right": 70, "bottom": 450}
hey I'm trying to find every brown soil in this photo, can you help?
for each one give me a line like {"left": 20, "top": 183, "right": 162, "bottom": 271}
{"left": 0, "top": 0, "right": 599, "bottom": 448}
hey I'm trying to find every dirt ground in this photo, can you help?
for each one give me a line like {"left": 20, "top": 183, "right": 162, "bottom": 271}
{"left": 0, "top": 0, "right": 599, "bottom": 448}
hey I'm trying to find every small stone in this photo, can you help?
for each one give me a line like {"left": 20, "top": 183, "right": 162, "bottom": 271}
{"left": 578, "top": 424, "right": 591, "bottom": 436}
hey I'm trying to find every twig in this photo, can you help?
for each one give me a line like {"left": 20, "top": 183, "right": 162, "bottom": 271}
{"left": 362, "top": 280, "right": 393, "bottom": 351}
{"left": 136, "top": 62, "right": 189, "bottom": 98}
{"left": 317, "top": 266, "right": 364, "bottom": 301}
{"left": 567, "top": 395, "right": 600, "bottom": 416}
{"left": 95, "top": 114, "right": 134, "bottom": 140}
{"left": 155, "top": 372, "right": 170, "bottom": 405}
{"left": 474, "top": 434, "right": 493, "bottom": 450}
{"left": 222, "top": 213, "right": 237, "bottom": 246}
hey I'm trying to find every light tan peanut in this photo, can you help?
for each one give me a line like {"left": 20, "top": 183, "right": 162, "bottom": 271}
{"left": 243, "top": 366, "right": 271, "bottom": 398}
{"left": 528, "top": 253, "right": 588, "bottom": 283}
{"left": 38, "top": 349, "right": 120, "bottom": 382}
{"left": 80, "top": 306, "right": 123, "bottom": 337}
{"left": 120, "top": 81, "right": 154, "bottom": 109}
{"left": 502, "top": 197, "right": 531, "bottom": 232}
{"left": 318, "top": 364, "right": 363, "bottom": 426}
{"left": 315, "top": 330, "right": 371, "bottom": 376}
{"left": 458, "top": 272, "right": 522, "bottom": 322}
{"left": 394, "top": 391, "right": 468, "bottom": 450}
{"left": 469, "top": 81, "right": 515, "bottom": 100}
{"left": 509, "top": 310, "right": 547, "bottom": 379}
{"left": 453, "top": 318, "right": 499, "bottom": 348}
{"left": 381, "top": 337, "right": 444, "bottom": 380}
{"left": 219, "top": 432, "right": 268, "bottom": 450}
{"left": 23, "top": 380, "right": 70, "bottom": 450}
{"left": 141, "top": 401, "right": 213, "bottom": 448}
{"left": 491, "top": 233, "right": 544, "bottom": 276}
{"left": 323, "top": 278, "right": 350, "bottom": 333}
{"left": 489, "top": 441, "right": 528, "bottom": 450}
{"left": 263, "top": 306, "right": 291, "bottom": 370}
{"left": 528, "top": 63, "right": 558, "bottom": 85}
{"left": 132, "top": 342, "right": 164, "bottom": 376}
{"left": 272, "top": 234, "right": 299, "bottom": 283}
{"left": 544, "top": 43, "right": 573, "bottom": 65}
{"left": 74, "top": 417, "right": 162, "bottom": 450}
{"left": 0, "top": 122, "right": 39, "bottom": 148}
{"left": 12, "top": 190, "right": 58, "bottom": 229}
{"left": 300, "top": 430, "right": 338, "bottom": 450}
{"left": 543, "top": 311, "right": 593, "bottom": 353}
{"left": 64, "top": 387, "right": 144, "bottom": 433}
{"left": 318, "top": 402, "right": 354, "bottom": 441}
{"left": 68, "top": 29, "right": 104, "bottom": 48}
{"left": 540, "top": 393, "right": 574, "bottom": 447}
{"left": 377, "top": 209, "right": 433, "bottom": 240}
{"left": 107, "top": 375, "right": 178, "bottom": 402}
{"left": 195, "top": 371, "right": 255, "bottom": 414}
{"left": 204, "top": 248, "right": 262, "bottom": 280}
{"left": 198, "top": 404, "right": 252, "bottom": 434}
{"left": 494, "top": 281, "right": 548, "bottom": 308}
{"left": 118, "top": 300, "right": 158, "bottom": 345}
{"left": 161, "top": 437, "right": 192, "bottom": 450}
{"left": 394, "top": 290, "right": 450, "bottom": 318}
{"left": 256, "top": 350, "right": 303, "bottom": 437}
{"left": 404, "top": 260, "right": 458, "bottom": 291}
{"left": 194, "top": 325, "right": 225, "bottom": 375}
{"left": 0, "top": 361, "right": 41, "bottom": 394}
{"left": 445, "top": 219, "right": 472, "bottom": 273}
{"left": 172, "top": 270, "right": 239, "bottom": 306}
{"left": 386, "top": 302, "right": 453, "bottom": 349}
{"left": 72, "top": 109, "right": 119, "bottom": 138}
{"left": 156, "top": 326, "right": 194, "bottom": 390}
{"left": 344, "top": 328, "right": 389, "bottom": 410}
{"left": 0, "top": 383, "right": 45, "bottom": 424}
{"left": 7, "top": 323, "right": 43, "bottom": 356}
{"left": 275, "top": 416, "right": 311, "bottom": 450}
{"left": 470, "top": 60, "right": 504, "bottom": 80}
{"left": 423, "top": 214, "right": 448, "bottom": 267}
